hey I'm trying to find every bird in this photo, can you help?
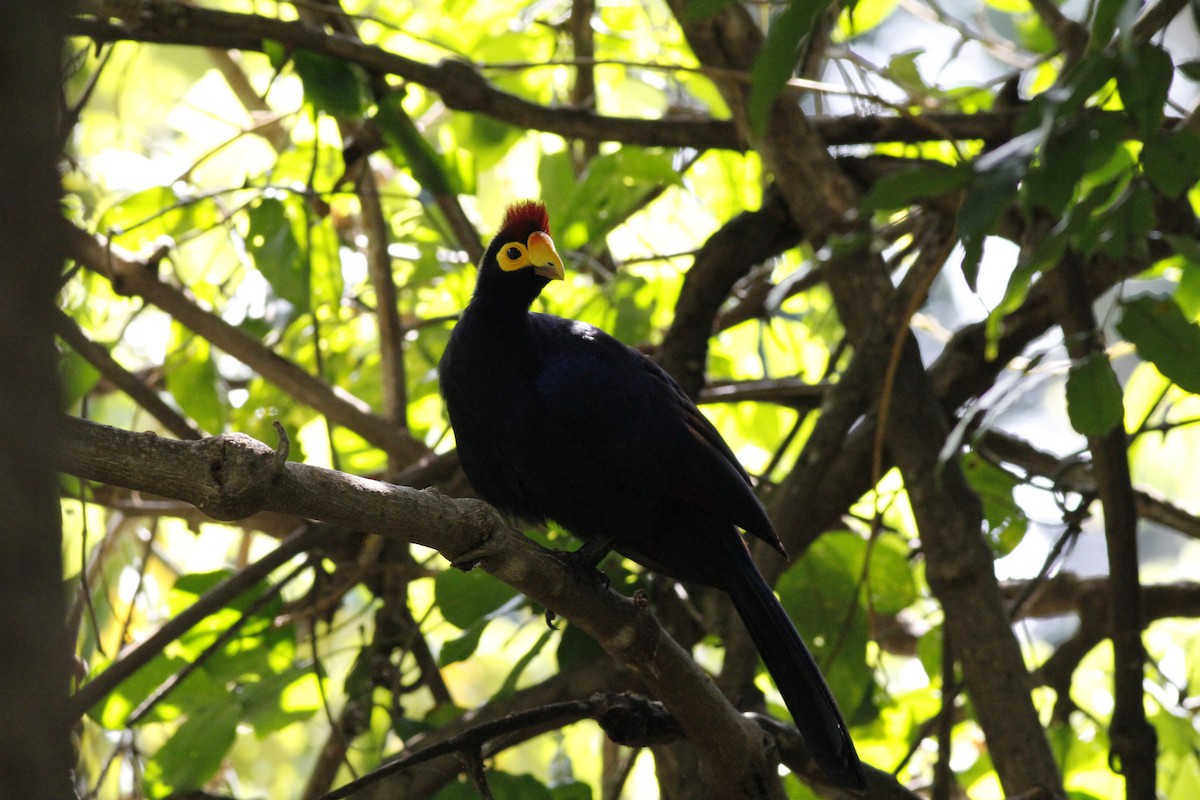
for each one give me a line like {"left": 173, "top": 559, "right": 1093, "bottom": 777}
{"left": 438, "top": 200, "right": 867, "bottom": 789}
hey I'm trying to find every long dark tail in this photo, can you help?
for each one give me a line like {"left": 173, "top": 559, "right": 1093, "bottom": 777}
{"left": 719, "top": 533, "right": 867, "bottom": 789}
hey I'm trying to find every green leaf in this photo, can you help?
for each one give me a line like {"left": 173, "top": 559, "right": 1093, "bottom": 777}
{"left": 1024, "top": 111, "right": 1125, "bottom": 215}
{"left": 960, "top": 129, "right": 1042, "bottom": 286}
{"left": 684, "top": 0, "right": 738, "bottom": 22}
{"left": 99, "top": 187, "right": 219, "bottom": 251}
{"left": 1180, "top": 60, "right": 1200, "bottom": 81}
{"left": 433, "top": 771, "right": 554, "bottom": 800}
{"left": 549, "top": 781, "right": 593, "bottom": 800}
{"left": 961, "top": 453, "right": 1029, "bottom": 555}
{"left": 58, "top": 347, "right": 101, "bottom": 409}
{"left": 247, "top": 197, "right": 308, "bottom": 314}
{"left": 1092, "top": 179, "right": 1153, "bottom": 261}
{"left": 143, "top": 701, "right": 240, "bottom": 798}
{"left": 864, "top": 534, "right": 917, "bottom": 615}
{"left": 434, "top": 567, "right": 518, "bottom": 629}
{"left": 164, "top": 331, "right": 224, "bottom": 435}
{"left": 374, "top": 92, "right": 456, "bottom": 195}
{"left": 860, "top": 164, "right": 966, "bottom": 212}
{"left": 241, "top": 668, "right": 321, "bottom": 736}
{"left": 1090, "top": 0, "right": 1138, "bottom": 51}
{"left": 438, "top": 617, "right": 488, "bottom": 666}
{"left": 292, "top": 48, "right": 370, "bottom": 118}
{"left": 1116, "top": 295, "right": 1200, "bottom": 394}
{"left": 497, "top": 627, "right": 555, "bottom": 698}
{"left": 776, "top": 532, "right": 871, "bottom": 715}
{"left": 747, "top": 0, "right": 835, "bottom": 137}
{"left": 555, "top": 620, "right": 604, "bottom": 673}
{"left": 1065, "top": 351, "right": 1124, "bottom": 437}
{"left": 1115, "top": 43, "right": 1173, "bottom": 137}
{"left": 1141, "top": 128, "right": 1200, "bottom": 199}
{"left": 87, "top": 652, "right": 220, "bottom": 728}
{"left": 540, "top": 149, "right": 682, "bottom": 252}
{"left": 168, "top": 570, "right": 292, "bottom": 682}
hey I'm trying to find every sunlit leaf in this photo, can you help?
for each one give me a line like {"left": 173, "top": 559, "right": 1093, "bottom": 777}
{"left": 164, "top": 330, "right": 224, "bottom": 435}
{"left": 59, "top": 348, "right": 101, "bottom": 409}
{"left": 961, "top": 453, "right": 1029, "bottom": 555}
{"left": 777, "top": 532, "right": 872, "bottom": 714}
{"left": 241, "top": 668, "right": 321, "bottom": 736}
{"left": 435, "top": 567, "right": 519, "bottom": 629}
{"left": 143, "top": 701, "right": 240, "bottom": 798}
{"left": 864, "top": 534, "right": 917, "bottom": 614}
{"left": 246, "top": 197, "right": 308, "bottom": 314}
{"left": 1116, "top": 295, "right": 1200, "bottom": 394}
{"left": 375, "top": 92, "right": 456, "bottom": 195}
{"left": 835, "top": 0, "right": 900, "bottom": 40}
{"left": 439, "top": 617, "right": 489, "bottom": 666}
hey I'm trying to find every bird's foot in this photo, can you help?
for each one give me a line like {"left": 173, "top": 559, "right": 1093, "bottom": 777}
{"left": 552, "top": 546, "right": 612, "bottom": 589}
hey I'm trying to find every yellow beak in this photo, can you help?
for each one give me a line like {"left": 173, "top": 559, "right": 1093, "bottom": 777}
{"left": 527, "top": 231, "right": 565, "bottom": 281}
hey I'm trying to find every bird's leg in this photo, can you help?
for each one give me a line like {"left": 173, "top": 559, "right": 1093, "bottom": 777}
{"left": 543, "top": 534, "right": 618, "bottom": 630}
{"left": 554, "top": 533, "right": 618, "bottom": 586}
{"left": 572, "top": 533, "right": 618, "bottom": 573}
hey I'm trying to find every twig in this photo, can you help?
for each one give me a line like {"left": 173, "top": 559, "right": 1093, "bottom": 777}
{"left": 64, "top": 221, "right": 427, "bottom": 464}
{"left": 1043, "top": 249, "right": 1157, "bottom": 798}
{"left": 69, "top": 523, "right": 327, "bottom": 719}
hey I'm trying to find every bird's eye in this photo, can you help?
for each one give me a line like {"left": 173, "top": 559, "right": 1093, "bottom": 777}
{"left": 505, "top": 246, "right": 521, "bottom": 260}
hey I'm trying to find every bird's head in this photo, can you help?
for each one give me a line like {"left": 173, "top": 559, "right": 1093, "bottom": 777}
{"left": 473, "top": 200, "right": 565, "bottom": 305}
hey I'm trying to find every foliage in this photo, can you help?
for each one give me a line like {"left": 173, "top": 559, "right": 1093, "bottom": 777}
{"left": 56, "top": 0, "right": 1200, "bottom": 798}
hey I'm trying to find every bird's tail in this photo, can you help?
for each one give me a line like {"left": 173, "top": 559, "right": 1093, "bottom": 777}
{"left": 719, "top": 533, "right": 868, "bottom": 789}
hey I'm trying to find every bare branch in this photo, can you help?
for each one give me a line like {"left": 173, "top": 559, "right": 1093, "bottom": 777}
{"left": 57, "top": 417, "right": 835, "bottom": 795}
{"left": 64, "top": 221, "right": 428, "bottom": 464}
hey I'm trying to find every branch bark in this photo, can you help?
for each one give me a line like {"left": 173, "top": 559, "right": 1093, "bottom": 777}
{"left": 67, "top": 0, "right": 1021, "bottom": 152}
{"left": 0, "top": 2, "right": 73, "bottom": 795}
{"left": 57, "top": 417, "right": 844, "bottom": 797}
{"left": 1043, "top": 250, "right": 1157, "bottom": 799}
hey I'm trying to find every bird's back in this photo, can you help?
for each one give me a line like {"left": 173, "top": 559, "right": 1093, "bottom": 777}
{"left": 441, "top": 309, "right": 779, "bottom": 585}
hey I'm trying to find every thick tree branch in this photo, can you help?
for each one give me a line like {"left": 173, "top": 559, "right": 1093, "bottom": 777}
{"left": 67, "top": 0, "right": 1020, "bottom": 152}
{"left": 57, "top": 417, "right": 844, "bottom": 796}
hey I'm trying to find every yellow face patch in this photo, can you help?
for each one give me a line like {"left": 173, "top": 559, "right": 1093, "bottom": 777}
{"left": 497, "top": 241, "right": 531, "bottom": 272}
{"left": 497, "top": 231, "right": 565, "bottom": 280}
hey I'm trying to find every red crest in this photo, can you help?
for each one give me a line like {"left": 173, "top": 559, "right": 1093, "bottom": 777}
{"left": 500, "top": 200, "right": 550, "bottom": 236}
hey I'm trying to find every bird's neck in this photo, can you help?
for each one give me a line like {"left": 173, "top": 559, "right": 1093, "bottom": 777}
{"left": 464, "top": 292, "right": 536, "bottom": 329}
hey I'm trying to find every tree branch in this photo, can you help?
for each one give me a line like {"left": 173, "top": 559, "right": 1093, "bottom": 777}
{"left": 1043, "top": 249, "right": 1156, "bottom": 798}
{"left": 56, "top": 416, "right": 843, "bottom": 796}
{"left": 64, "top": 221, "right": 427, "bottom": 464}
{"left": 53, "top": 306, "right": 203, "bottom": 440}
{"left": 67, "top": 0, "right": 1021, "bottom": 152}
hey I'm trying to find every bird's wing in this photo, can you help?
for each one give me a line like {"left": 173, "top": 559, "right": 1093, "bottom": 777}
{"left": 531, "top": 315, "right": 783, "bottom": 554}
